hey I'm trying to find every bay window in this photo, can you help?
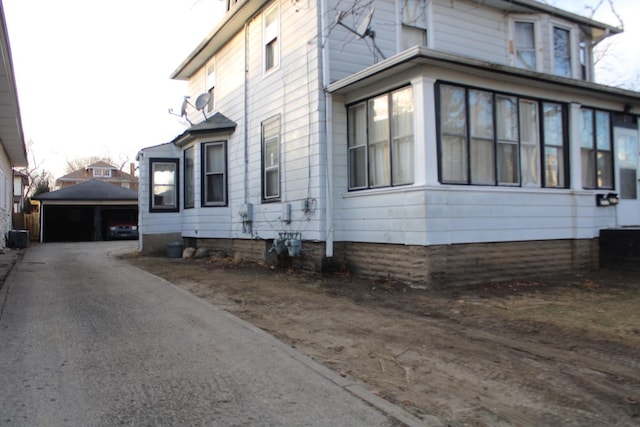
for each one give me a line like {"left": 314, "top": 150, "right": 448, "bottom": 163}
{"left": 184, "top": 147, "right": 194, "bottom": 209}
{"left": 347, "top": 86, "right": 414, "bottom": 190}
{"left": 202, "top": 141, "right": 227, "bottom": 206}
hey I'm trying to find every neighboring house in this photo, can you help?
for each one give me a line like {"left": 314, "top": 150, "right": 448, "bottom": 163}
{"left": 12, "top": 170, "right": 28, "bottom": 214}
{"left": 56, "top": 161, "right": 138, "bottom": 191}
{"left": 32, "top": 179, "right": 138, "bottom": 243}
{"left": 0, "top": 3, "right": 28, "bottom": 249}
{"left": 138, "top": 0, "right": 640, "bottom": 287}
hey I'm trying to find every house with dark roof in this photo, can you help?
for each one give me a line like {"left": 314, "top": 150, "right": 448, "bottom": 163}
{"left": 55, "top": 161, "right": 138, "bottom": 191}
{"left": 33, "top": 179, "right": 138, "bottom": 242}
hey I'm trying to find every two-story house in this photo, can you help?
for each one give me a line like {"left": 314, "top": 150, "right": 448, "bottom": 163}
{"left": 138, "top": 0, "right": 640, "bottom": 287}
{"left": 56, "top": 161, "right": 139, "bottom": 190}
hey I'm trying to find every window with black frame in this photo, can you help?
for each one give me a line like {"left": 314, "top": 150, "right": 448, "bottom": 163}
{"left": 347, "top": 86, "right": 414, "bottom": 190}
{"left": 437, "top": 83, "right": 568, "bottom": 188}
{"left": 150, "top": 158, "right": 179, "bottom": 212}
{"left": 184, "top": 147, "right": 194, "bottom": 209}
{"left": 201, "top": 141, "right": 227, "bottom": 206}
{"left": 580, "top": 108, "right": 613, "bottom": 189}
{"left": 262, "top": 117, "right": 280, "bottom": 201}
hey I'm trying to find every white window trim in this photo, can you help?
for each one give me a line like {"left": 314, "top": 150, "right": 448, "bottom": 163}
{"left": 550, "top": 21, "right": 577, "bottom": 78}
{"left": 205, "top": 59, "right": 216, "bottom": 114}
{"left": 262, "top": 3, "right": 280, "bottom": 75}
{"left": 92, "top": 168, "right": 112, "bottom": 178}
{"left": 201, "top": 140, "right": 228, "bottom": 207}
{"left": 508, "top": 15, "right": 542, "bottom": 72}
{"left": 578, "top": 30, "right": 592, "bottom": 81}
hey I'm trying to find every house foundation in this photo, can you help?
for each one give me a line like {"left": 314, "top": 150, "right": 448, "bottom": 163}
{"left": 163, "top": 237, "right": 599, "bottom": 289}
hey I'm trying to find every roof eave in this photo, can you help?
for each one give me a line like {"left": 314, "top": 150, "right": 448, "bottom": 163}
{"left": 468, "top": 0, "right": 622, "bottom": 36}
{"left": 171, "top": 0, "right": 270, "bottom": 80}
{"left": 328, "top": 47, "right": 640, "bottom": 108}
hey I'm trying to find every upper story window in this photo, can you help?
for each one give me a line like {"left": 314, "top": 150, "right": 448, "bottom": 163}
{"left": 437, "top": 82, "right": 568, "bottom": 188}
{"left": 263, "top": 4, "right": 279, "bottom": 73}
{"left": 202, "top": 141, "right": 227, "bottom": 206}
{"left": 93, "top": 168, "right": 112, "bottom": 178}
{"left": 150, "top": 158, "right": 179, "bottom": 213}
{"left": 226, "top": 0, "right": 240, "bottom": 11}
{"left": 184, "top": 147, "right": 195, "bottom": 209}
{"left": 512, "top": 20, "right": 537, "bottom": 71}
{"left": 262, "top": 116, "right": 281, "bottom": 201}
{"left": 347, "top": 86, "right": 414, "bottom": 190}
{"left": 205, "top": 60, "right": 216, "bottom": 114}
{"left": 578, "top": 30, "right": 592, "bottom": 81}
{"left": 401, "top": 0, "right": 427, "bottom": 49}
{"left": 553, "top": 26, "right": 572, "bottom": 77}
{"left": 580, "top": 108, "right": 613, "bottom": 189}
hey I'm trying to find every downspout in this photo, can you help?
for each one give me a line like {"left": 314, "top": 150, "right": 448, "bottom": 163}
{"left": 320, "top": 0, "right": 333, "bottom": 257}
{"left": 244, "top": 21, "right": 250, "bottom": 206}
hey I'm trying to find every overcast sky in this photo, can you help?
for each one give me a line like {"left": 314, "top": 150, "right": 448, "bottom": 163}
{"left": 2, "top": 0, "right": 639, "bottom": 179}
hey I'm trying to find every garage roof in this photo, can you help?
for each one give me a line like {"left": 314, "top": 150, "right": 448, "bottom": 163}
{"left": 33, "top": 179, "right": 138, "bottom": 202}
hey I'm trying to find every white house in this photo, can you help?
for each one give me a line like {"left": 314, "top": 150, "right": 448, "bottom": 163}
{"left": 0, "top": 3, "right": 28, "bottom": 249}
{"left": 138, "top": 0, "right": 640, "bottom": 287}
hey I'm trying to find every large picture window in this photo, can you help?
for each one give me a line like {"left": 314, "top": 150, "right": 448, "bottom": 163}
{"left": 437, "top": 83, "right": 567, "bottom": 188}
{"left": 580, "top": 108, "right": 613, "bottom": 189}
{"left": 150, "top": 158, "right": 179, "bottom": 212}
{"left": 347, "top": 86, "right": 414, "bottom": 190}
{"left": 262, "top": 116, "right": 280, "bottom": 201}
{"left": 201, "top": 141, "right": 227, "bottom": 206}
{"left": 184, "top": 147, "right": 194, "bottom": 209}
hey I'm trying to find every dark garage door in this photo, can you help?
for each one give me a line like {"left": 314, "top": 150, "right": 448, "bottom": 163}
{"left": 42, "top": 205, "right": 138, "bottom": 243}
{"left": 42, "top": 205, "right": 95, "bottom": 242}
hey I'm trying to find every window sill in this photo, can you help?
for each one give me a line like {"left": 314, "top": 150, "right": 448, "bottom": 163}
{"left": 342, "top": 184, "right": 597, "bottom": 199}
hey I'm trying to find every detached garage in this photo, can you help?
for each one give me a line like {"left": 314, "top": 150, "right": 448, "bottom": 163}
{"left": 33, "top": 179, "right": 138, "bottom": 243}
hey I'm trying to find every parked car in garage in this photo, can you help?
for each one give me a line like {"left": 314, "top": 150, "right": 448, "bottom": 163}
{"left": 107, "top": 222, "right": 139, "bottom": 240}
{"left": 105, "top": 212, "right": 139, "bottom": 240}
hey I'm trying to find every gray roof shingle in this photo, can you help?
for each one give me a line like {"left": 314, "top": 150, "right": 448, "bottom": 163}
{"left": 33, "top": 179, "right": 138, "bottom": 201}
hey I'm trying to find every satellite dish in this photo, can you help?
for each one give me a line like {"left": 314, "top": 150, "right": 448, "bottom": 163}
{"left": 195, "top": 93, "right": 210, "bottom": 111}
{"left": 356, "top": 8, "right": 374, "bottom": 38}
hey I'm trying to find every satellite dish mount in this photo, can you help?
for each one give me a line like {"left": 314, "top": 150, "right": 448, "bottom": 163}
{"left": 335, "top": 8, "right": 385, "bottom": 62}
{"left": 168, "top": 92, "right": 211, "bottom": 125}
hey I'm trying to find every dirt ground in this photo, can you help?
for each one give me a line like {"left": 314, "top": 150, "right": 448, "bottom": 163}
{"left": 121, "top": 251, "right": 640, "bottom": 427}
